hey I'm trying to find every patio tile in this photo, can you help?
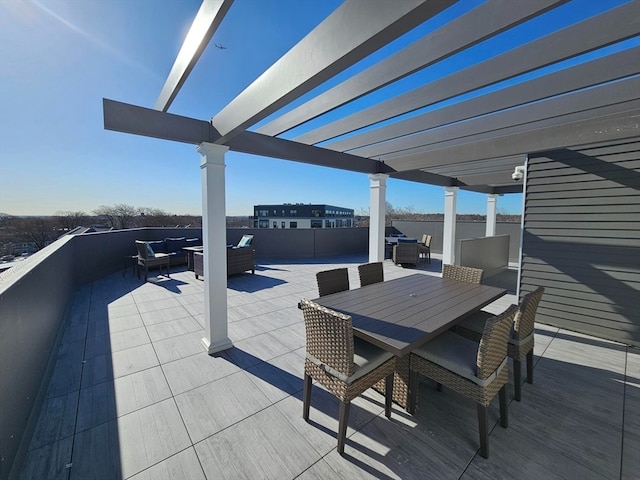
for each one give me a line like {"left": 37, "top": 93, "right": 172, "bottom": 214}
{"left": 162, "top": 352, "right": 241, "bottom": 395}
{"left": 153, "top": 331, "right": 207, "bottom": 364}
{"left": 296, "top": 459, "right": 348, "bottom": 480}
{"left": 194, "top": 405, "right": 321, "bottom": 480}
{"left": 19, "top": 436, "right": 73, "bottom": 480}
{"left": 463, "top": 426, "right": 609, "bottom": 480}
{"left": 81, "top": 344, "right": 159, "bottom": 387}
{"left": 322, "top": 413, "right": 461, "bottom": 480}
{"left": 225, "top": 331, "right": 297, "bottom": 368}
{"left": 175, "top": 370, "right": 272, "bottom": 443}
{"left": 140, "top": 305, "right": 191, "bottom": 325}
{"left": 84, "top": 326, "right": 151, "bottom": 359}
{"left": 107, "top": 313, "right": 145, "bottom": 334}
{"left": 28, "top": 391, "right": 78, "bottom": 451}
{"left": 70, "top": 398, "right": 191, "bottom": 479}
{"left": 71, "top": 399, "right": 190, "bottom": 479}
{"left": 145, "top": 317, "right": 203, "bottom": 342}
{"left": 128, "top": 448, "right": 206, "bottom": 480}
{"left": 245, "top": 349, "right": 305, "bottom": 402}
{"left": 136, "top": 297, "right": 183, "bottom": 313}
{"left": 46, "top": 340, "right": 84, "bottom": 398}
{"left": 76, "top": 366, "right": 172, "bottom": 432}
{"left": 273, "top": 389, "right": 385, "bottom": 457}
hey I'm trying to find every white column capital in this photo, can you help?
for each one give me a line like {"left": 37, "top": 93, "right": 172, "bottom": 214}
{"left": 444, "top": 186, "right": 459, "bottom": 195}
{"left": 368, "top": 173, "right": 389, "bottom": 186}
{"left": 197, "top": 142, "right": 229, "bottom": 167}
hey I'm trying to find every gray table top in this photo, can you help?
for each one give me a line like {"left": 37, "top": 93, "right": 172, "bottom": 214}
{"left": 313, "top": 274, "right": 506, "bottom": 357}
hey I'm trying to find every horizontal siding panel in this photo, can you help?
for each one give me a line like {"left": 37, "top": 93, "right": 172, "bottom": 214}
{"left": 523, "top": 142, "right": 640, "bottom": 346}
{"left": 530, "top": 141, "right": 640, "bottom": 160}
{"left": 539, "top": 298, "right": 635, "bottom": 323}
{"left": 526, "top": 204, "right": 640, "bottom": 214}
{"left": 527, "top": 167, "right": 640, "bottom": 185}
{"left": 524, "top": 220, "right": 640, "bottom": 230}
{"left": 525, "top": 190, "right": 637, "bottom": 201}
{"left": 535, "top": 314, "right": 637, "bottom": 345}
{"left": 521, "top": 261, "right": 640, "bottom": 282}
{"left": 527, "top": 180, "right": 640, "bottom": 193}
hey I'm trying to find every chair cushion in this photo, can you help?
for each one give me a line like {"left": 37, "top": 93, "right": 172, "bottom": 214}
{"left": 164, "top": 237, "right": 187, "bottom": 253}
{"left": 457, "top": 311, "right": 494, "bottom": 334}
{"left": 145, "top": 242, "right": 156, "bottom": 258}
{"left": 146, "top": 240, "right": 166, "bottom": 254}
{"left": 413, "top": 331, "right": 479, "bottom": 381}
{"left": 185, "top": 238, "right": 200, "bottom": 247}
{"left": 351, "top": 337, "right": 394, "bottom": 384}
{"left": 458, "top": 309, "right": 520, "bottom": 345}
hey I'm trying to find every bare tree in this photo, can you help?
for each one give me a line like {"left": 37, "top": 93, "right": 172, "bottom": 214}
{"left": 16, "top": 217, "right": 56, "bottom": 251}
{"left": 93, "top": 204, "right": 139, "bottom": 230}
{"left": 54, "top": 211, "right": 88, "bottom": 231}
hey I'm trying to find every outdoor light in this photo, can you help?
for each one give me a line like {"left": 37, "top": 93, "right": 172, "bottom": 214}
{"left": 512, "top": 165, "right": 525, "bottom": 181}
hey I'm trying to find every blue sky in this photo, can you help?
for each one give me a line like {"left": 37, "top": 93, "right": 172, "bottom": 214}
{"left": 0, "top": 0, "right": 632, "bottom": 217}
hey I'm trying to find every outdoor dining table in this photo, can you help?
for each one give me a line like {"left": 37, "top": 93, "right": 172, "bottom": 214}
{"left": 312, "top": 273, "right": 507, "bottom": 409}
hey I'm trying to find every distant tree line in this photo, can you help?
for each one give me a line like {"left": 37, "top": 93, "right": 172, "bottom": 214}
{"left": 354, "top": 202, "right": 520, "bottom": 227}
{"left": 0, "top": 204, "right": 203, "bottom": 256}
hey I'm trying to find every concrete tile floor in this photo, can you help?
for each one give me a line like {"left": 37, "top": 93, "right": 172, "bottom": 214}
{"left": 17, "top": 254, "right": 639, "bottom": 479}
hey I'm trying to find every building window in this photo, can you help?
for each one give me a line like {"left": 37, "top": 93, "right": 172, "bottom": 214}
{"left": 311, "top": 220, "right": 322, "bottom": 228}
{"left": 259, "top": 220, "right": 269, "bottom": 228}
{"left": 281, "top": 221, "right": 286, "bottom": 229}
{"left": 273, "top": 221, "right": 277, "bottom": 228}
{"left": 290, "top": 222, "right": 297, "bottom": 228}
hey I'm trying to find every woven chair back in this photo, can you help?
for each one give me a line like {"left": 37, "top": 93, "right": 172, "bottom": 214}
{"left": 421, "top": 234, "right": 432, "bottom": 247}
{"left": 358, "top": 262, "right": 384, "bottom": 287}
{"left": 316, "top": 268, "right": 350, "bottom": 297}
{"left": 477, "top": 304, "right": 517, "bottom": 380}
{"left": 513, "top": 286, "right": 545, "bottom": 341}
{"left": 300, "top": 298, "right": 354, "bottom": 378}
{"left": 135, "top": 241, "right": 149, "bottom": 260}
{"left": 442, "top": 264, "right": 484, "bottom": 284}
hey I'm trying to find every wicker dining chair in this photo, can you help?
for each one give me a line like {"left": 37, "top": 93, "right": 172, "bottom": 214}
{"left": 418, "top": 234, "right": 431, "bottom": 263}
{"left": 358, "top": 262, "right": 384, "bottom": 287}
{"left": 300, "top": 298, "right": 396, "bottom": 454}
{"left": 135, "top": 240, "right": 170, "bottom": 282}
{"left": 442, "top": 264, "right": 484, "bottom": 284}
{"left": 408, "top": 304, "right": 517, "bottom": 459}
{"left": 455, "top": 286, "right": 545, "bottom": 401}
{"left": 316, "top": 267, "right": 350, "bottom": 297}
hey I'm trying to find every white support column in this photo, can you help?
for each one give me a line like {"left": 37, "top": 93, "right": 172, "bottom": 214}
{"left": 486, "top": 193, "right": 498, "bottom": 237}
{"left": 368, "top": 174, "right": 388, "bottom": 262}
{"left": 442, "top": 186, "right": 458, "bottom": 266}
{"left": 197, "top": 142, "right": 232, "bottom": 354}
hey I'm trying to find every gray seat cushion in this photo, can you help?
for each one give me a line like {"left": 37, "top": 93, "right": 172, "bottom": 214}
{"left": 413, "top": 331, "right": 479, "bottom": 381}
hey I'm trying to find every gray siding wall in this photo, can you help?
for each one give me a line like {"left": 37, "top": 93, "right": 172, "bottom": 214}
{"left": 522, "top": 140, "right": 640, "bottom": 346}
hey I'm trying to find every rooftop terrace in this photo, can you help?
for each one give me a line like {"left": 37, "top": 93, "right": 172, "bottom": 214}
{"left": 16, "top": 254, "right": 638, "bottom": 479}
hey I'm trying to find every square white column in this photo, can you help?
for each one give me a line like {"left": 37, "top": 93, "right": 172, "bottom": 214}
{"left": 442, "top": 186, "right": 458, "bottom": 266}
{"left": 197, "top": 142, "right": 232, "bottom": 354}
{"left": 368, "top": 174, "right": 388, "bottom": 262}
{"left": 486, "top": 193, "right": 498, "bottom": 237}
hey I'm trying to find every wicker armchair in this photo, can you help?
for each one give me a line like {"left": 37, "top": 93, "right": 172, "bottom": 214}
{"left": 392, "top": 242, "right": 419, "bottom": 266}
{"left": 408, "top": 304, "right": 518, "bottom": 458}
{"left": 300, "top": 299, "right": 396, "bottom": 454}
{"left": 455, "top": 286, "right": 545, "bottom": 401}
{"left": 442, "top": 264, "right": 484, "bottom": 284}
{"left": 135, "top": 240, "right": 170, "bottom": 282}
{"left": 418, "top": 234, "right": 431, "bottom": 263}
{"left": 316, "top": 268, "right": 350, "bottom": 297}
{"left": 358, "top": 262, "right": 384, "bottom": 287}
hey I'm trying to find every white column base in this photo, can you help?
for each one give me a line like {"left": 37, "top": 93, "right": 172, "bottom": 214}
{"left": 202, "top": 336, "right": 233, "bottom": 355}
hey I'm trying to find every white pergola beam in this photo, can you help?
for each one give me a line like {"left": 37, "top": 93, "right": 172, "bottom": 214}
{"left": 210, "top": 0, "right": 456, "bottom": 143}
{"left": 155, "top": 0, "right": 233, "bottom": 112}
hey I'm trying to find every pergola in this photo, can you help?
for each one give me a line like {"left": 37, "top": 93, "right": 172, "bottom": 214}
{"left": 103, "top": 0, "right": 640, "bottom": 352}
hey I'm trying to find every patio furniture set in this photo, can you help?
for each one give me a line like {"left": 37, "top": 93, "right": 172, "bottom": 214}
{"left": 387, "top": 233, "right": 432, "bottom": 266}
{"left": 303, "top": 263, "right": 543, "bottom": 458}
{"left": 134, "top": 234, "right": 255, "bottom": 281}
